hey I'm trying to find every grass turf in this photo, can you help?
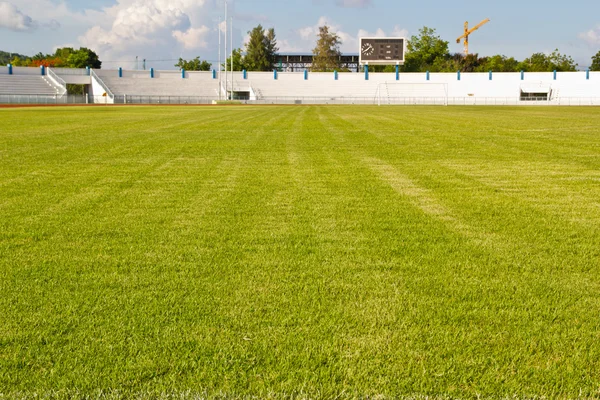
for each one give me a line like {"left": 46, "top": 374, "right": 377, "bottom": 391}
{"left": 1, "top": 105, "right": 599, "bottom": 398}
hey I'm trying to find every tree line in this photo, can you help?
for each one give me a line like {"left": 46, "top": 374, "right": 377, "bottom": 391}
{"left": 6, "top": 47, "right": 101, "bottom": 69}
{"left": 2, "top": 25, "right": 599, "bottom": 73}
{"left": 180, "top": 25, "right": 599, "bottom": 73}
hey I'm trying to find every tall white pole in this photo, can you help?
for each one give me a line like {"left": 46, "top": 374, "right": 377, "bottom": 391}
{"left": 224, "top": 0, "right": 228, "bottom": 100}
{"left": 230, "top": 16, "right": 233, "bottom": 99}
{"left": 218, "top": 17, "right": 221, "bottom": 100}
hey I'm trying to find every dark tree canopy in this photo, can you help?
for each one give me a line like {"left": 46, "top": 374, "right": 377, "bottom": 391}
{"left": 591, "top": 50, "right": 600, "bottom": 71}
{"left": 244, "top": 25, "right": 278, "bottom": 71}
{"left": 517, "top": 50, "right": 577, "bottom": 72}
{"left": 175, "top": 57, "right": 211, "bottom": 71}
{"left": 403, "top": 27, "right": 450, "bottom": 72}
{"left": 7, "top": 47, "right": 101, "bottom": 69}
{"left": 312, "top": 26, "right": 342, "bottom": 72}
{"left": 0, "top": 50, "right": 28, "bottom": 65}
{"left": 224, "top": 49, "right": 246, "bottom": 72}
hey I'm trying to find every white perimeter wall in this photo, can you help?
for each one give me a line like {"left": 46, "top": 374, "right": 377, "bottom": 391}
{"left": 244, "top": 70, "right": 600, "bottom": 99}
{"left": 5, "top": 67, "right": 600, "bottom": 100}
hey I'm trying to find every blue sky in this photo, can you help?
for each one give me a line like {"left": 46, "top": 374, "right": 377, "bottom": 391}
{"left": 1, "top": 0, "right": 599, "bottom": 69}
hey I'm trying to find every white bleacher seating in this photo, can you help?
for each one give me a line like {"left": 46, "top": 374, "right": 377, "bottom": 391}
{"left": 0, "top": 75, "right": 61, "bottom": 95}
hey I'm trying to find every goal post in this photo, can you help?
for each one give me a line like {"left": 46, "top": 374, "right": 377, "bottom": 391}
{"left": 377, "top": 82, "right": 449, "bottom": 106}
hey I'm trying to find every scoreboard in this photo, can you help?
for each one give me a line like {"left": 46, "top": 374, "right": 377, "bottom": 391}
{"left": 359, "top": 37, "right": 405, "bottom": 65}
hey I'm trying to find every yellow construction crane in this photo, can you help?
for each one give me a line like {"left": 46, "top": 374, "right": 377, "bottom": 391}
{"left": 456, "top": 19, "right": 490, "bottom": 55}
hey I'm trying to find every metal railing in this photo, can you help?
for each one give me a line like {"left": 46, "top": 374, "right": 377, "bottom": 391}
{"left": 116, "top": 95, "right": 215, "bottom": 105}
{"left": 0, "top": 94, "right": 87, "bottom": 104}
{"left": 46, "top": 68, "right": 68, "bottom": 97}
{"left": 1, "top": 94, "right": 600, "bottom": 106}
{"left": 90, "top": 69, "right": 114, "bottom": 100}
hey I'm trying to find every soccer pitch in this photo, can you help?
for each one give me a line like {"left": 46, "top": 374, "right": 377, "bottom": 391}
{"left": 1, "top": 105, "right": 599, "bottom": 398}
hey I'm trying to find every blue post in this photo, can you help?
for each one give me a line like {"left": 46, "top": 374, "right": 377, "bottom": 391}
{"left": 489, "top": 70, "right": 493, "bottom": 81}
{"left": 396, "top": 64, "right": 400, "bottom": 81}
{"left": 40, "top": 65, "right": 45, "bottom": 76}
{"left": 118, "top": 67, "right": 122, "bottom": 78}
{"left": 587, "top": 69, "right": 590, "bottom": 80}
{"left": 521, "top": 70, "right": 524, "bottom": 80}
{"left": 7, "top": 64, "right": 12, "bottom": 75}
{"left": 150, "top": 68, "right": 154, "bottom": 78}
{"left": 365, "top": 65, "right": 369, "bottom": 80}
{"left": 304, "top": 69, "right": 308, "bottom": 80}
{"left": 334, "top": 70, "right": 338, "bottom": 80}
{"left": 457, "top": 70, "right": 461, "bottom": 81}
{"left": 212, "top": 69, "right": 216, "bottom": 79}
{"left": 181, "top": 69, "right": 185, "bottom": 79}
{"left": 243, "top": 70, "right": 247, "bottom": 80}
{"left": 86, "top": 66, "right": 90, "bottom": 76}
{"left": 553, "top": 70, "right": 557, "bottom": 80}
{"left": 274, "top": 69, "right": 277, "bottom": 80}
{"left": 426, "top": 71, "right": 430, "bottom": 81}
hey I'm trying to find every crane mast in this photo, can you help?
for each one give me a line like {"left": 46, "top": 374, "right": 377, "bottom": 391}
{"left": 456, "top": 18, "right": 490, "bottom": 55}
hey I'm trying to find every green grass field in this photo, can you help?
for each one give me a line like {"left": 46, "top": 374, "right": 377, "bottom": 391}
{"left": 1, "top": 105, "right": 600, "bottom": 398}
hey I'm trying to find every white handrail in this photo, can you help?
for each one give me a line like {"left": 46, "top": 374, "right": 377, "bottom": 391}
{"left": 46, "top": 68, "right": 67, "bottom": 97}
{"left": 90, "top": 69, "right": 114, "bottom": 99}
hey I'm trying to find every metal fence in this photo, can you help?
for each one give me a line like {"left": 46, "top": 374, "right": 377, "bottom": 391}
{"left": 1, "top": 94, "right": 600, "bottom": 106}
{"left": 115, "top": 95, "right": 215, "bottom": 105}
{"left": 0, "top": 94, "right": 87, "bottom": 104}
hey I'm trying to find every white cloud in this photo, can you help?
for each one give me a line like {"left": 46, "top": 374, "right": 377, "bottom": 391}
{"left": 173, "top": 26, "right": 210, "bottom": 49}
{"left": 0, "top": 2, "right": 37, "bottom": 31}
{"left": 335, "top": 0, "right": 372, "bottom": 8}
{"left": 579, "top": 26, "right": 600, "bottom": 46}
{"left": 278, "top": 39, "right": 303, "bottom": 53}
{"left": 78, "top": 0, "right": 217, "bottom": 65}
{"left": 392, "top": 25, "right": 409, "bottom": 38}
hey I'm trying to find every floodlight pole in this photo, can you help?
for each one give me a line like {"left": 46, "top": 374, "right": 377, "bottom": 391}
{"left": 218, "top": 17, "right": 221, "bottom": 100}
{"left": 231, "top": 16, "right": 233, "bottom": 100}
{"left": 224, "top": 0, "right": 228, "bottom": 100}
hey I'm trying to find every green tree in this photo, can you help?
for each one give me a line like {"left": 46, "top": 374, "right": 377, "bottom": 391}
{"left": 518, "top": 49, "right": 577, "bottom": 72}
{"left": 590, "top": 50, "right": 600, "bottom": 71}
{"left": 224, "top": 49, "right": 246, "bottom": 71}
{"left": 175, "top": 57, "right": 211, "bottom": 71}
{"left": 431, "top": 53, "right": 463, "bottom": 72}
{"left": 265, "top": 28, "right": 278, "bottom": 69}
{"left": 476, "top": 54, "right": 520, "bottom": 72}
{"left": 403, "top": 26, "right": 450, "bottom": 72}
{"left": 0, "top": 50, "right": 28, "bottom": 65}
{"left": 66, "top": 48, "right": 102, "bottom": 69}
{"left": 244, "top": 25, "right": 278, "bottom": 71}
{"left": 312, "top": 26, "right": 342, "bottom": 72}
{"left": 8, "top": 56, "right": 30, "bottom": 66}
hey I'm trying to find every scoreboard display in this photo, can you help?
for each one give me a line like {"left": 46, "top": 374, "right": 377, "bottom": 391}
{"left": 359, "top": 37, "right": 405, "bottom": 65}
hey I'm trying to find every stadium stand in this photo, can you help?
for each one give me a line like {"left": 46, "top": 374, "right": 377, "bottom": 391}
{"left": 0, "top": 74, "right": 61, "bottom": 95}
{"left": 1, "top": 67, "right": 599, "bottom": 105}
{"left": 96, "top": 71, "right": 219, "bottom": 98}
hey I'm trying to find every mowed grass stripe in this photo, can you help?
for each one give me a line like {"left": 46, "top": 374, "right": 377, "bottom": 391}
{"left": 1, "top": 106, "right": 600, "bottom": 397}
{"left": 308, "top": 106, "right": 600, "bottom": 393}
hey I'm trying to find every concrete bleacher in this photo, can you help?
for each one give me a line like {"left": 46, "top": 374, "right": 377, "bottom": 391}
{"left": 1, "top": 67, "right": 599, "bottom": 105}
{"left": 95, "top": 70, "right": 219, "bottom": 98}
{"left": 0, "top": 74, "right": 61, "bottom": 95}
{"left": 249, "top": 72, "right": 379, "bottom": 100}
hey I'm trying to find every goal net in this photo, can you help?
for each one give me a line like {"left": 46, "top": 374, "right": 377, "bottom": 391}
{"left": 376, "top": 82, "right": 449, "bottom": 106}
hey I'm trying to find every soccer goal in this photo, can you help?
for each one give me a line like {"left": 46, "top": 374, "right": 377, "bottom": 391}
{"left": 376, "top": 82, "right": 449, "bottom": 106}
